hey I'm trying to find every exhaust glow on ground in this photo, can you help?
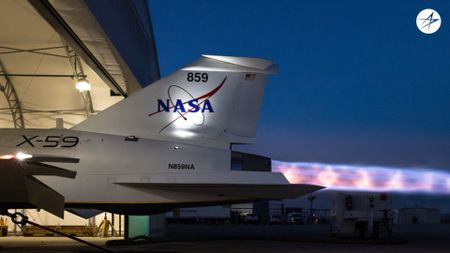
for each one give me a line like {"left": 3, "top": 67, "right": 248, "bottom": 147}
{"left": 273, "top": 161, "right": 450, "bottom": 194}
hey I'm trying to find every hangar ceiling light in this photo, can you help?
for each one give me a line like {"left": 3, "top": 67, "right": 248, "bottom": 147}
{"left": 75, "top": 79, "right": 91, "bottom": 92}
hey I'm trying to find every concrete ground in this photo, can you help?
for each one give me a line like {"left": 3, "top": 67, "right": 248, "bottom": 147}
{"left": 0, "top": 224, "right": 449, "bottom": 252}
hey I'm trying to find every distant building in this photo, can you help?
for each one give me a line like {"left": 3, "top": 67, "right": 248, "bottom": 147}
{"left": 397, "top": 207, "right": 440, "bottom": 224}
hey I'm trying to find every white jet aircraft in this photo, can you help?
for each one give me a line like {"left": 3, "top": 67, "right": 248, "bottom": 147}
{"left": 0, "top": 55, "right": 322, "bottom": 218}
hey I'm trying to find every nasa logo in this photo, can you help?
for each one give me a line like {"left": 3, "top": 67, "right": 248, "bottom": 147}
{"left": 149, "top": 77, "right": 226, "bottom": 118}
{"left": 148, "top": 77, "right": 227, "bottom": 133}
{"left": 157, "top": 99, "right": 214, "bottom": 113}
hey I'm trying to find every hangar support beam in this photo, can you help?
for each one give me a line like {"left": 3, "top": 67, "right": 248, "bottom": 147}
{"left": 0, "top": 60, "right": 25, "bottom": 129}
{"left": 63, "top": 42, "right": 94, "bottom": 116}
{"left": 0, "top": 45, "right": 67, "bottom": 58}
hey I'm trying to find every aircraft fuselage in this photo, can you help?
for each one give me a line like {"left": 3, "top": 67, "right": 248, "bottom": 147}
{"left": 0, "top": 128, "right": 234, "bottom": 213}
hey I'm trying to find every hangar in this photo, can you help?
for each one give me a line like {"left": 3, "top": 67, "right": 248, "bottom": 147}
{"left": 0, "top": 0, "right": 159, "bottom": 128}
{"left": 0, "top": 0, "right": 160, "bottom": 238}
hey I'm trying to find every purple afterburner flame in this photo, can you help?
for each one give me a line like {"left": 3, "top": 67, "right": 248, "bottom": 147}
{"left": 273, "top": 161, "right": 450, "bottom": 194}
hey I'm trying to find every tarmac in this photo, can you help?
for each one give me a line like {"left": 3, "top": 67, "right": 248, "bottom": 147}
{"left": 0, "top": 223, "right": 449, "bottom": 253}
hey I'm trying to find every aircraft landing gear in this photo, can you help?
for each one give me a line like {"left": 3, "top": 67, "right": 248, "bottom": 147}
{"left": 0, "top": 210, "right": 113, "bottom": 252}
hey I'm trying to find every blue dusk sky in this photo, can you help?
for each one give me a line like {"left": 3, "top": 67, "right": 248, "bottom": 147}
{"left": 148, "top": 0, "right": 450, "bottom": 170}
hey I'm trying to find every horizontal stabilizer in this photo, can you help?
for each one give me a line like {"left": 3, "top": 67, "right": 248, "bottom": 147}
{"left": 202, "top": 55, "right": 275, "bottom": 70}
{"left": 29, "top": 156, "right": 80, "bottom": 164}
{"left": 20, "top": 161, "right": 77, "bottom": 179}
{"left": 0, "top": 159, "right": 77, "bottom": 218}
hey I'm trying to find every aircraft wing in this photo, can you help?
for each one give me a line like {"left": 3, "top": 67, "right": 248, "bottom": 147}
{"left": 116, "top": 182, "right": 323, "bottom": 201}
{"left": 115, "top": 171, "right": 323, "bottom": 204}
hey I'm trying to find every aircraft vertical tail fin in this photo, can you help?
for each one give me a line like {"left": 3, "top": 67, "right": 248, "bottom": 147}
{"left": 73, "top": 55, "right": 278, "bottom": 148}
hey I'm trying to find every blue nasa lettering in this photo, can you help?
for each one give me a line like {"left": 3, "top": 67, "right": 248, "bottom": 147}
{"left": 157, "top": 99, "right": 214, "bottom": 113}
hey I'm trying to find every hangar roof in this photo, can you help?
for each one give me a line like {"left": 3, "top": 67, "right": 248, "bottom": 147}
{"left": 0, "top": 0, "right": 159, "bottom": 129}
